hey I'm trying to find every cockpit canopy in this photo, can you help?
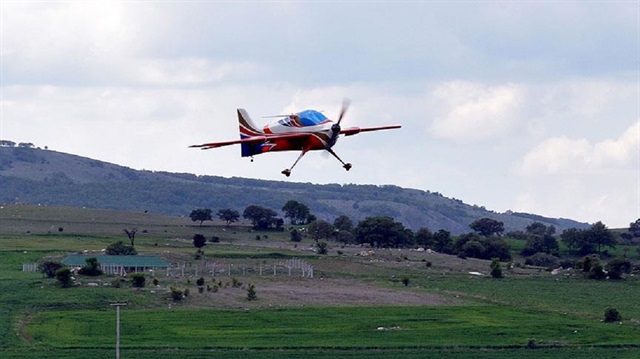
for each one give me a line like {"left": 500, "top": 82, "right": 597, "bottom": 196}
{"left": 295, "top": 110, "right": 329, "bottom": 126}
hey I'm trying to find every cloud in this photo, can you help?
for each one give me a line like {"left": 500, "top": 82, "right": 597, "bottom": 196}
{"left": 428, "top": 81, "right": 525, "bottom": 143}
{"left": 517, "top": 121, "right": 640, "bottom": 175}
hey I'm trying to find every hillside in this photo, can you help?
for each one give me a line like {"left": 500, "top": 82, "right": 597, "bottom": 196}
{"left": 0, "top": 146, "right": 588, "bottom": 234}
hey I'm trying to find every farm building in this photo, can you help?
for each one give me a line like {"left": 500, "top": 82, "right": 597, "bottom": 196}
{"left": 62, "top": 255, "right": 172, "bottom": 274}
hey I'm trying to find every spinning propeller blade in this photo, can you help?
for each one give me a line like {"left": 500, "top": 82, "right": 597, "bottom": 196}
{"left": 331, "top": 99, "right": 351, "bottom": 135}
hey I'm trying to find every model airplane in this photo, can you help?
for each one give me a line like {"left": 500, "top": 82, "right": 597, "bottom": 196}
{"left": 190, "top": 100, "right": 401, "bottom": 176}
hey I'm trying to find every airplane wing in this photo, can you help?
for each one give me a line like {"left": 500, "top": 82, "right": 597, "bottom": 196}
{"left": 340, "top": 125, "right": 401, "bottom": 137}
{"left": 190, "top": 133, "right": 313, "bottom": 150}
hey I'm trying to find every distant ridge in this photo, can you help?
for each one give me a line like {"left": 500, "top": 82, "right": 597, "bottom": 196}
{"left": 0, "top": 146, "right": 588, "bottom": 235}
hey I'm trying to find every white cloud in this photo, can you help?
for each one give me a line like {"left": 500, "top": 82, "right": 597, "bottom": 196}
{"left": 518, "top": 121, "right": 640, "bottom": 175}
{"left": 429, "top": 81, "right": 525, "bottom": 142}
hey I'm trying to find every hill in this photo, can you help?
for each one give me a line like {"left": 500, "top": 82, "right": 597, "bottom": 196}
{"left": 0, "top": 146, "right": 588, "bottom": 234}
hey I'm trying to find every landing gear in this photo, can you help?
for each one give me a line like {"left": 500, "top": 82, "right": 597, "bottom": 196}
{"left": 327, "top": 148, "right": 352, "bottom": 171}
{"left": 282, "top": 149, "right": 309, "bottom": 177}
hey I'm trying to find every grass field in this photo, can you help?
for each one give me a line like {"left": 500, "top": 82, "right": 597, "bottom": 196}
{"left": 1, "top": 204, "right": 639, "bottom": 358}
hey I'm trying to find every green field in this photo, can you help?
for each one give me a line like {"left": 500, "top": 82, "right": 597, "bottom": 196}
{"left": 1, "top": 205, "right": 639, "bottom": 358}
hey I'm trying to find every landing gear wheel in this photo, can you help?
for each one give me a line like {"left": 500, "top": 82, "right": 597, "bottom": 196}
{"left": 343, "top": 163, "right": 352, "bottom": 171}
{"left": 281, "top": 169, "right": 291, "bottom": 177}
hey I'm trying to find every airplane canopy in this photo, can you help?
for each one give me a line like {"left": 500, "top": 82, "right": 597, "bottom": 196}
{"left": 296, "top": 110, "right": 328, "bottom": 126}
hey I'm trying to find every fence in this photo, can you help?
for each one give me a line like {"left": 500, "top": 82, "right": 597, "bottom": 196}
{"left": 22, "top": 263, "right": 38, "bottom": 272}
{"left": 167, "top": 258, "right": 313, "bottom": 279}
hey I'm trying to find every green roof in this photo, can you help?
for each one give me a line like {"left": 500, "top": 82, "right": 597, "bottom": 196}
{"left": 62, "top": 255, "right": 171, "bottom": 268}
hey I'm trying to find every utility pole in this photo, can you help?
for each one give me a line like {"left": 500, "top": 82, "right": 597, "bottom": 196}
{"left": 110, "top": 302, "right": 127, "bottom": 359}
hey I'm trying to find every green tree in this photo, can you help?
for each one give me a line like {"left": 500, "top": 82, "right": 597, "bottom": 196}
{"left": 106, "top": 241, "right": 137, "bottom": 255}
{"left": 414, "top": 227, "right": 434, "bottom": 248}
{"left": 490, "top": 258, "right": 503, "bottom": 278}
{"left": 316, "top": 241, "right": 329, "bottom": 255}
{"left": 560, "top": 228, "right": 584, "bottom": 254}
{"left": 55, "top": 267, "right": 73, "bottom": 288}
{"left": 282, "top": 200, "right": 311, "bottom": 225}
{"left": 78, "top": 257, "right": 102, "bottom": 276}
{"left": 246, "top": 284, "right": 257, "bottom": 301}
{"left": 131, "top": 273, "right": 146, "bottom": 288}
{"left": 190, "top": 208, "right": 213, "bottom": 226}
{"left": 40, "top": 261, "right": 63, "bottom": 278}
{"left": 333, "top": 215, "right": 354, "bottom": 232}
{"left": 433, "top": 229, "right": 452, "bottom": 253}
{"left": 193, "top": 234, "right": 207, "bottom": 249}
{"left": 217, "top": 208, "right": 240, "bottom": 227}
{"left": 628, "top": 218, "right": 640, "bottom": 238}
{"left": 243, "top": 205, "right": 279, "bottom": 230}
{"left": 585, "top": 221, "right": 616, "bottom": 254}
{"left": 470, "top": 218, "right": 504, "bottom": 237}
{"left": 354, "top": 216, "right": 412, "bottom": 248}
{"left": 307, "top": 220, "right": 334, "bottom": 244}
{"left": 290, "top": 228, "right": 303, "bottom": 242}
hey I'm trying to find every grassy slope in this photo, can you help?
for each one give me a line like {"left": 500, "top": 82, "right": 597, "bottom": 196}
{"left": 1, "top": 205, "right": 638, "bottom": 358}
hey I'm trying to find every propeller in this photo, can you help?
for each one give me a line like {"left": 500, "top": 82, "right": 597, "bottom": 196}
{"left": 331, "top": 99, "right": 351, "bottom": 136}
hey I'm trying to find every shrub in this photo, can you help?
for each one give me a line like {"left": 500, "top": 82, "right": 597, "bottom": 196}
{"left": 604, "top": 307, "right": 622, "bottom": 322}
{"left": 130, "top": 273, "right": 146, "bottom": 288}
{"left": 152, "top": 278, "right": 159, "bottom": 286}
{"left": 247, "top": 284, "right": 257, "bottom": 301}
{"left": 40, "top": 261, "right": 63, "bottom": 278}
{"left": 490, "top": 258, "right": 503, "bottom": 278}
{"left": 606, "top": 258, "right": 632, "bottom": 280}
{"left": 170, "top": 287, "right": 183, "bottom": 301}
{"left": 78, "top": 257, "right": 102, "bottom": 276}
{"left": 106, "top": 241, "right": 137, "bottom": 255}
{"left": 401, "top": 277, "right": 410, "bottom": 287}
{"left": 317, "top": 242, "right": 328, "bottom": 255}
{"left": 55, "top": 267, "right": 73, "bottom": 288}
{"left": 589, "top": 264, "right": 606, "bottom": 280}
{"left": 524, "top": 253, "right": 559, "bottom": 268}
{"left": 196, "top": 277, "right": 205, "bottom": 286}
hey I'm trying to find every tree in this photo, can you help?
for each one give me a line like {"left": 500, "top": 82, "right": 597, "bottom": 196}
{"left": 123, "top": 228, "right": 137, "bottom": 247}
{"left": 307, "top": 220, "right": 334, "bottom": 244}
{"left": 521, "top": 235, "right": 559, "bottom": 257}
{"left": 290, "top": 228, "right": 303, "bottom": 242}
{"left": 490, "top": 258, "right": 503, "bottom": 278}
{"left": 246, "top": 284, "right": 257, "bottom": 301}
{"left": 131, "top": 273, "right": 146, "bottom": 288}
{"left": 433, "top": 229, "right": 452, "bottom": 253}
{"left": 333, "top": 215, "right": 354, "bottom": 232}
{"left": 414, "top": 227, "right": 434, "bottom": 248}
{"left": 560, "top": 228, "right": 584, "bottom": 254}
{"left": 40, "top": 261, "right": 63, "bottom": 278}
{"left": 282, "top": 200, "right": 311, "bottom": 225}
{"left": 585, "top": 221, "right": 616, "bottom": 254}
{"left": 604, "top": 307, "right": 622, "bottom": 322}
{"left": 78, "top": 257, "right": 102, "bottom": 276}
{"left": 628, "top": 218, "right": 640, "bottom": 238}
{"left": 354, "top": 216, "right": 412, "bottom": 248}
{"left": 452, "top": 233, "right": 511, "bottom": 261}
{"left": 55, "top": 267, "right": 72, "bottom": 288}
{"left": 470, "top": 218, "right": 504, "bottom": 237}
{"left": 606, "top": 258, "right": 632, "bottom": 280}
{"left": 106, "top": 241, "right": 137, "bottom": 255}
{"left": 190, "top": 208, "right": 213, "bottom": 226}
{"left": 193, "top": 234, "right": 207, "bottom": 249}
{"left": 217, "top": 208, "right": 240, "bottom": 227}
{"left": 243, "top": 205, "right": 279, "bottom": 230}
{"left": 316, "top": 241, "right": 329, "bottom": 255}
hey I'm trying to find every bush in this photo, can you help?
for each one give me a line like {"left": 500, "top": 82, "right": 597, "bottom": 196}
{"left": 317, "top": 242, "right": 328, "bottom": 255}
{"left": 604, "top": 307, "right": 622, "bottom": 322}
{"left": 589, "top": 264, "right": 607, "bottom": 280}
{"left": 40, "top": 261, "right": 63, "bottom": 278}
{"left": 78, "top": 257, "right": 102, "bottom": 276}
{"left": 524, "top": 253, "right": 559, "bottom": 268}
{"left": 130, "top": 273, "right": 146, "bottom": 288}
{"left": 490, "top": 258, "right": 503, "bottom": 278}
{"left": 106, "top": 241, "right": 137, "bottom": 255}
{"left": 55, "top": 267, "right": 72, "bottom": 288}
{"left": 401, "top": 277, "right": 410, "bottom": 287}
{"left": 246, "top": 284, "right": 257, "bottom": 301}
{"left": 196, "top": 277, "right": 205, "bottom": 286}
{"left": 606, "top": 258, "right": 632, "bottom": 280}
{"left": 170, "top": 288, "right": 183, "bottom": 301}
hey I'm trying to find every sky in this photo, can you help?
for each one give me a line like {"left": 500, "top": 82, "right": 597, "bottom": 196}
{"left": 1, "top": 1, "right": 639, "bottom": 228}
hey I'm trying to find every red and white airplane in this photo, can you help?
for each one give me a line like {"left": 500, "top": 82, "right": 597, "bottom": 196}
{"left": 190, "top": 100, "right": 401, "bottom": 176}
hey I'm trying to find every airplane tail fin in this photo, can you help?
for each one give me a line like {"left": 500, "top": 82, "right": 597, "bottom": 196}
{"left": 237, "top": 108, "right": 264, "bottom": 157}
